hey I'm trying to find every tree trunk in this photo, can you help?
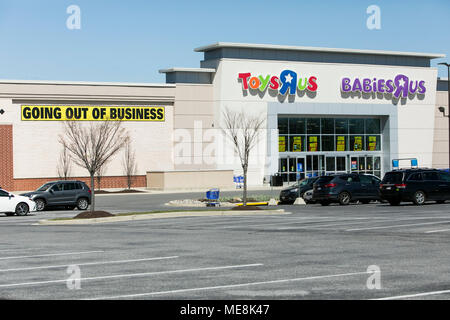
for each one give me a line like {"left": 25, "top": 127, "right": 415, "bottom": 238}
{"left": 90, "top": 173, "right": 95, "bottom": 213}
{"left": 243, "top": 168, "right": 248, "bottom": 206}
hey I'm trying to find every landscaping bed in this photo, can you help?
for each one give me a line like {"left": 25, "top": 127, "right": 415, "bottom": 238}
{"left": 94, "top": 189, "right": 145, "bottom": 194}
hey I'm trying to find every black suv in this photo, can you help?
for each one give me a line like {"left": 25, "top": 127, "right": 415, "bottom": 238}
{"left": 279, "top": 177, "right": 319, "bottom": 204}
{"left": 380, "top": 169, "right": 450, "bottom": 205}
{"left": 312, "top": 173, "right": 381, "bottom": 206}
{"left": 21, "top": 180, "right": 91, "bottom": 211}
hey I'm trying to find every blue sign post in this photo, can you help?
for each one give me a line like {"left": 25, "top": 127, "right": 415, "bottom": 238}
{"left": 392, "top": 160, "right": 399, "bottom": 169}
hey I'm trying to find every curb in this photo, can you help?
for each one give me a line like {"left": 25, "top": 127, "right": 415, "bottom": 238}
{"left": 37, "top": 209, "right": 289, "bottom": 225}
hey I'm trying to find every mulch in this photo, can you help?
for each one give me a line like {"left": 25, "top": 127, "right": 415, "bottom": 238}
{"left": 94, "top": 189, "right": 144, "bottom": 194}
{"left": 231, "top": 206, "right": 263, "bottom": 211}
{"left": 73, "top": 211, "right": 115, "bottom": 219}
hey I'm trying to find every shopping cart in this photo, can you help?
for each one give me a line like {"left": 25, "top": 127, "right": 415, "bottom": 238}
{"left": 206, "top": 188, "right": 220, "bottom": 207}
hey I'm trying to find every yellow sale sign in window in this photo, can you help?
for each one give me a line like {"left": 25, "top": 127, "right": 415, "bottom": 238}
{"left": 292, "top": 136, "right": 302, "bottom": 152}
{"left": 354, "top": 136, "right": 362, "bottom": 151}
{"left": 336, "top": 136, "right": 345, "bottom": 151}
{"left": 279, "top": 136, "right": 286, "bottom": 152}
{"left": 309, "top": 136, "right": 318, "bottom": 152}
{"left": 368, "top": 136, "right": 377, "bottom": 151}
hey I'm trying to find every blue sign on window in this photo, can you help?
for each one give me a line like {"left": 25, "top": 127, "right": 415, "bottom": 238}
{"left": 411, "top": 159, "right": 418, "bottom": 167}
{"left": 297, "top": 163, "right": 303, "bottom": 172}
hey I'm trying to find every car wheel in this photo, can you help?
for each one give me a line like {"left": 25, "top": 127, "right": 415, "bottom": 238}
{"left": 34, "top": 199, "right": 46, "bottom": 211}
{"left": 413, "top": 191, "right": 426, "bottom": 205}
{"left": 338, "top": 192, "right": 351, "bottom": 205}
{"left": 15, "top": 203, "right": 29, "bottom": 216}
{"left": 77, "top": 198, "right": 89, "bottom": 210}
{"left": 388, "top": 199, "right": 401, "bottom": 206}
{"left": 320, "top": 201, "right": 330, "bottom": 206}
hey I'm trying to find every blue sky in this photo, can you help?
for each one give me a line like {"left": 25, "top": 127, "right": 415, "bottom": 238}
{"left": 0, "top": 0, "right": 449, "bottom": 83}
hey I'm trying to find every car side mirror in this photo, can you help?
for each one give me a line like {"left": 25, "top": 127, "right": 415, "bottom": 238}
{"left": 8, "top": 193, "right": 14, "bottom": 199}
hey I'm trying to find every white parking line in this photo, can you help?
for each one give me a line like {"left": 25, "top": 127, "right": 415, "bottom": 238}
{"left": 424, "top": 228, "right": 450, "bottom": 234}
{"left": 276, "top": 219, "right": 396, "bottom": 230}
{"left": 0, "top": 263, "right": 263, "bottom": 288}
{"left": 221, "top": 217, "right": 388, "bottom": 229}
{"left": 346, "top": 220, "right": 450, "bottom": 232}
{"left": 0, "top": 256, "right": 179, "bottom": 272}
{"left": 278, "top": 216, "right": 450, "bottom": 231}
{"left": 0, "top": 250, "right": 104, "bottom": 260}
{"left": 89, "top": 270, "right": 368, "bottom": 300}
{"left": 374, "top": 289, "right": 450, "bottom": 300}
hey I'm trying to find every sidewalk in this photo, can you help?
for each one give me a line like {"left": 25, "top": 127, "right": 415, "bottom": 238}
{"left": 14, "top": 184, "right": 289, "bottom": 196}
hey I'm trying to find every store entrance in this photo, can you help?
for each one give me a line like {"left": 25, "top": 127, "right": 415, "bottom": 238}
{"left": 278, "top": 154, "right": 382, "bottom": 184}
{"left": 279, "top": 157, "right": 306, "bottom": 183}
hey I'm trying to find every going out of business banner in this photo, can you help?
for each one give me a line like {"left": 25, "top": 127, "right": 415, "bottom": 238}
{"left": 21, "top": 105, "right": 165, "bottom": 121}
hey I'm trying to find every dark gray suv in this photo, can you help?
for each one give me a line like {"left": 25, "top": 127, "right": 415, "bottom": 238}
{"left": 21, "top": 180, "right": 91, "bottom": 211}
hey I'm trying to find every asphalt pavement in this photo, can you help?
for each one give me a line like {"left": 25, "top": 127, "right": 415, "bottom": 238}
{"left": 1, "top": 192, "right": 450, "bottom": 300}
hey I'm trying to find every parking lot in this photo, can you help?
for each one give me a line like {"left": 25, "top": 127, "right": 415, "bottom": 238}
{"left": 1, "top": 192, "right": 450, "bottom": 300}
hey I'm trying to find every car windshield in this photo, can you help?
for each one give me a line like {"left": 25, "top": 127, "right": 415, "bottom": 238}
{"left": 298, "top": 179, "right": 309, "bottom": 186}
{"left": 37, "top": 183, "right": 52, "bottom": 191}
{"left": 382, "top": 172, "right": 404, "bottom": 184}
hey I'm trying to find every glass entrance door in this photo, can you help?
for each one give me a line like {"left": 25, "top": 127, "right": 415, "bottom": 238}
{"left": 325, "top": 156, "right": 347, "bottom": 175}
{"left": 279, "top": 157, "right": 306, "bottom": 184}
{"left": 305, "top": 155, "right": 325, "bottom": 178}
{"left": 350, "top": 155, "right": 382, "bottom": 177}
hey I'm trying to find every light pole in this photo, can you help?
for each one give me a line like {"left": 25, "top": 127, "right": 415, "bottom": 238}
{"left": 438, "top": 62, "right": 450, "bottom": 170}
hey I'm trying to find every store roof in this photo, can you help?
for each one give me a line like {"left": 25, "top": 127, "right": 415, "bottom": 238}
{"left": 194, "top": 42, "right": 445, "bottom": 59}
{"left": 0, "top": 79, "right": 175, "bottom": 87}
{"left": 159, "top": 67, "right": 215, "bottom": 74}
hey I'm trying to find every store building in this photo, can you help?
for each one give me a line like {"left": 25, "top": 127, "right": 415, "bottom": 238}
{"left": 0, "top": 42, "right": 447, "bottom": 191}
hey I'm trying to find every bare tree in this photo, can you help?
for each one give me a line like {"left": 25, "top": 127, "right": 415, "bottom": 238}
{"left": 222, "top": 107, "right": 265, "bottom": 206}
{"left": 95, "top": 162, "right": 108, "bottom": 191}
{"left": 57, "top": 146, "right": 72, "bottom": 180}
{"left": 59, "top": 121, "right": 129, "bottom": 212}
{"left": 123, "top": 139, "right": 137, "bottom": 190}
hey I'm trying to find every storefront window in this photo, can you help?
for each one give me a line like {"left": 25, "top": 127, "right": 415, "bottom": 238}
{"left": 350, "top": 135, "right": 364, "bottom": 151}
{"left": 326, "top": 157, "right": 335, "bottom": 171}
{"left": 290, "top": 135, "right": 304, "bottom": 152}
{"left": 279, "top": 136, "right": 287, "bottom": 152}
{"left": 321, "top": 118, "right": 334, "bottom": 134}
{"left": 278, "top": 116, "right": 382, "bottom": 155}
{"left": 307, "top": 118, "right": 320, "bottom": 134}
{"left": 335, "top": 135, "right": 347, "bottom": 151}
{"left": 349, "top": 119, "right": 364, "bottom": 134}
{"left": 322, "top": 135, "right": 334, "bottom": 151}
{"left": 365, "top": 118, "right": 381, "bottom": 134}
{"left": 289, "top": 118, "right": 305, "bottom": 134}
{"left": 278, "top": 118, "right": 288, "bottom": 134}
{"left": 366, "top": 135, "right": 381, "bottom": 151}
{"left": 335, "top": 119, "right": 348, "bottom": 134}
{"left": 307, "top": 136, "right": 320, "bottom": 152}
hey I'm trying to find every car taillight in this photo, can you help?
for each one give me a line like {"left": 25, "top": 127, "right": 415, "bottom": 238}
{"left": 394, "top": 183, "right": 407, "bottom": 189}
{"left": 324, "top": 183, "right": 336, "bottom": 188}
{"left": 88, "top": 189, "right": 92, "bottom": 194}
{"left": 379, "top": 184, "right": 384, "bottom": 188}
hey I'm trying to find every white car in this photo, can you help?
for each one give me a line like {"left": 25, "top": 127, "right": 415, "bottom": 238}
{"left": 0, "top": 188, "right": 36, "bottom": 216}
{"left": 302, "top": 189, "right": 315, "bottom": 204}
